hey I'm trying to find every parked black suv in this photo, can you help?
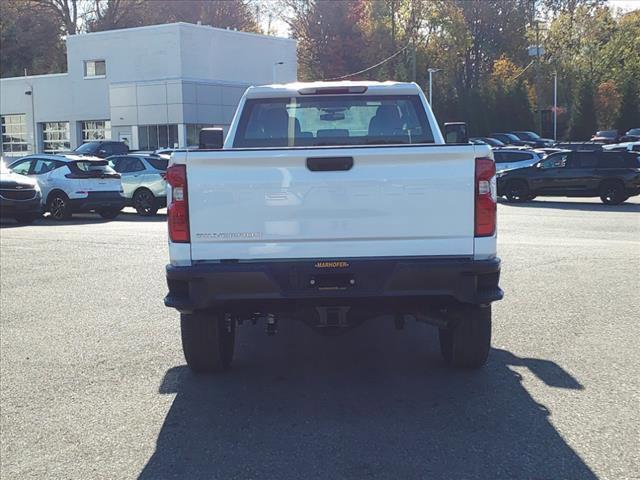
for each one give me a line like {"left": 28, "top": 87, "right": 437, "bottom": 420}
{"left": 620, "top": 128, "right": 640, "bottom": 142}
{"left": 73, "top": 141, "right": 129, "bottom": 158}
{"left": 497, "top": 150, "right": 640, "bottom": 205}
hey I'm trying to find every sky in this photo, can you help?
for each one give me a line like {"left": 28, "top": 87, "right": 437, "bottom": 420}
{"left": 607, "top": 0, "right": 640, "bottom": 12}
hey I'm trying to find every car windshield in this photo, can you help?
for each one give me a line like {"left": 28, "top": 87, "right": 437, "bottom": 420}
{"left": 596, "top": 131, "right": 617, "bottom": 137}
{"left": 234, "top": 95, "right": 434, "bottom": 148}
{"left": 627, "top": 128, "right": 640, "bottom": 135}
{"left": 74, "top": 142, "right": 99, "bottom": 154}
{"left": 517, "top": 131, "right": 540, "bottom": 140}
{"left": 486, "top": 138, "right": 506, "bottom": 147}
{"left": 493, "top": 133, "right": 519, "bottom": 142}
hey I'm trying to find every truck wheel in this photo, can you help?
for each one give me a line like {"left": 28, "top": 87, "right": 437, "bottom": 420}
{"left": 504, "top": 181, "right": 529, "bottom": 203}
{"left": 181, "top": 310, "right": 235, "bottom": 373}
{"left": 48, "top": 192, "right": 72, "bottom": 220}
{"left": 439, "top": 305, "right": 491, "bottom": 369}
{"left": 133, "top": 188, "right": 158, "bottom": 216}
{"left": 599, "top": 181, "right": 626, "bottom": 205}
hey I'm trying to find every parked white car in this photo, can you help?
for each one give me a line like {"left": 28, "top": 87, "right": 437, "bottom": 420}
{"left": 8, "top": 154, "right": 125, "bottom": 220}
{"left": 107, "top": 154, "right": 168, "bottom": 216}
{"left": 493, "top": 149, "right": 542, "bottom": 173}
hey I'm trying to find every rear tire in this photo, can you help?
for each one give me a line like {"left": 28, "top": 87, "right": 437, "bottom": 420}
{"left": 181, "top": 310, "right": 236, "bottom": 373}
{"left": 133, "top": 188, "right": 158, "bottom": 216}
{"left": 98, "top": 208, "right": 121, "bottom": 219}
{"left": 47, "top": 192, "right": 72, "bottom": 220}
{"left": 504, "top": 181, "right": 530, "bottom": 203}
{"left": 599, "top": 181, "right": 626, "bottom": 205}
{"left": 439, "top": 305, "right": 491, "bottom": 369}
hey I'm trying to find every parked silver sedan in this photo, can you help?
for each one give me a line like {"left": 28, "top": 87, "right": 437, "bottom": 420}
{"left": 107, "top": 154, "right": 167, "bottom": 216}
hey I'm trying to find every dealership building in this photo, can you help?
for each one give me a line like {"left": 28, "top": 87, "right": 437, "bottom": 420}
{"left": 0, "top": 22, "right": 297, "bottom": 158}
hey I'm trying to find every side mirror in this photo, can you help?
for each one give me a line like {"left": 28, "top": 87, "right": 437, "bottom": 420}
{"left": 443, "top": 122, "right": 468, "bottom": 144}
{"left": 199, "top": 128, "right": 224, "bottom": 150}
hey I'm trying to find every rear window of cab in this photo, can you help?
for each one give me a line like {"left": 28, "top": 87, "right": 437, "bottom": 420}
{"left": 233, "top": 95, "right": 434, "bottom": 148}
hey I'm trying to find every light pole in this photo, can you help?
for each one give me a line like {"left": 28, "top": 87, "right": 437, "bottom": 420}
{"left": 24, "top": 69, "right": 37, "bottom": 154}
{"left": 552, "top": 71, "right": 558, "bottom": 141}
{"left": 272, "top": 61, "right": 284, "bottom": 84}
{"left": 427, "top": 68, "right": 441, "bottom": 107}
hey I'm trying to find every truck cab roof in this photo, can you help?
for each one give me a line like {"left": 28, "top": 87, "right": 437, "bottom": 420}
{"left": 245, "top": 81, "right": 422, "bottom": 99}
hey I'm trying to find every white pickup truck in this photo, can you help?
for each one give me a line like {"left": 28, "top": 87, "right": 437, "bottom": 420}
{"left": 164, "top": 81, "right": 503, "bottom": 373}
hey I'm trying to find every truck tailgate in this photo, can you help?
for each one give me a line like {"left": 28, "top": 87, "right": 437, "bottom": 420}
{"left": 186, "top": 145, "right": 477, "bottom": 261}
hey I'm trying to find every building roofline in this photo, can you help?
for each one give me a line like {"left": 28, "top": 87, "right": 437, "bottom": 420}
{"left": 109, "top": 76, "right": 253, "bottom": 88}
{"left": 67, "top": 21, "right": 295, "bottom": 44}
{"left": 0, "top": 72, "right": 69, "bottom": 82}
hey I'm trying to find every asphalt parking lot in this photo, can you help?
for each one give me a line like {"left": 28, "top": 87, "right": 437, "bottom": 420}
{"left": 1, "top": 198, "right": 639, "bottom": 480}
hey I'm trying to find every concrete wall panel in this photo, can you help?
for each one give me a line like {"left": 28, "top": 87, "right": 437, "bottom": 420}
{"left": 137, "top": 83, "right": 167, "bottom": 106}
{"left": 166, "top": 81, "right": 183, "bottom": 104}
{"left": 195, "top": 84, "right": 222, "bottom": 105}
{"left": 110, "top": 85, "right": 137, "bottom": 107}
{"left": 138, "top": 105, "right": 168, "bottom": 125}
{"left": 111, "top": 106, "right": 138, "bottom": 126}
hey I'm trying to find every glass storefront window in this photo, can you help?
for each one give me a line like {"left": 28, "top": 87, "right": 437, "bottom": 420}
{"left": 1, "top": 114, "right": 31, "bottom": 156}
{"left": 42, "top": 122, "right": 71, "bottom": 153}
{"left": 138, "top": 124, "right": 178, "bottom": 150}
{"left": 81, "top": 120, "right": 111, "bottom": 142}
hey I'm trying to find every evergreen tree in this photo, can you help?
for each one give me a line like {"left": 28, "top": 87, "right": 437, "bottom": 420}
{"left": 615, "top": 78, "right": 640, "bottom": 133}
{"left": 567, "top": 79, "right": 597, "bottom": 140}
{"left": 508, "top": 80, "right": 535, "bottom": 131}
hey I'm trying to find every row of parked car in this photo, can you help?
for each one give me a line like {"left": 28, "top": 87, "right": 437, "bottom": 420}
{"left": 2, "top": 129, "right": 640, "bottom": 223}
{"left": 0, "top": 141, "right": 169, "bottom": 223}
{"left": 468, "top": 130, "right": 640, "bottom": 205}
{"left": 471, "top": 128, "right": 640, "bottom": 149}
{"left": 496, "top": 149, "right": 640, "bottom": 205}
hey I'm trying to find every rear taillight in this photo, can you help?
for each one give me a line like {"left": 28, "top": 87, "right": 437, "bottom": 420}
{"left": 475, "top": 157, "right": 497, "bottom": 237}
{"left": 166, "top": 164, "right": 189, "bottom": 243}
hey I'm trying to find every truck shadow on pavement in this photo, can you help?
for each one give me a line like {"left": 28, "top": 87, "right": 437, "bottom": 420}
{"left": 139, "top": 319, "right": 596, "bottom": 480}
{"left": 498, "top": 198, "right": 640, "bottom": 212}
{"left": 0, "top": 212, "right": 166, "bottom": 228}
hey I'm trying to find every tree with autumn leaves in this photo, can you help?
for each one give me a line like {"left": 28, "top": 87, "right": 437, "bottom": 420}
{"left": 285, "top": 0, "right": 638, "bottom": 138}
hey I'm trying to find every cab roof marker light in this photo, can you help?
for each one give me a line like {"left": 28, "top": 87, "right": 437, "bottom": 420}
{"left": 298, "top": 86, "right": 368, "bottom": 95}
